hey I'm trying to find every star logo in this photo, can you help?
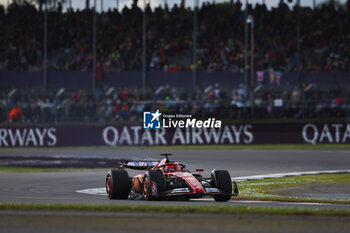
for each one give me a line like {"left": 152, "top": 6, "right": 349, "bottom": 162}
{"left": 143, "top": 109, "right": 162, "bottom": 129}
{"left": 150, "top": 109, "right": 162, "bottom": 122}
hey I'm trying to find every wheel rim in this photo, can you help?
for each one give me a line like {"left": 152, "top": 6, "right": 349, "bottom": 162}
{"left": 144, "top": 177, "right": 149, "bottom": 197}
{"left": 106, "top": 176, "right": 112, "bottom": 195}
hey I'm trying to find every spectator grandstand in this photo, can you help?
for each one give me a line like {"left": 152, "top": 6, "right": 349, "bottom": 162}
{"left": 0, "top": 1, "right": 349, "bottom": 124}
{"left": 1, "top": 85, "right": 349, "bottom": 123}
{"left": 0, "top": 0, "right": 349, "bottom": 72}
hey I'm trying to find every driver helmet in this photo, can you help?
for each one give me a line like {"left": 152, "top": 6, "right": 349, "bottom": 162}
{"left": 166, "top": 164, "right": 176, "bottom": 172}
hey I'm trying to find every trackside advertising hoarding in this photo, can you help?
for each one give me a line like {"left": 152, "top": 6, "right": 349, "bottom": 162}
{"left": 0, "top": 123, "right": 349, "bottom": 147}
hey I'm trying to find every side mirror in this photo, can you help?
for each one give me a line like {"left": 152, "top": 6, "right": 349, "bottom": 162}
{"left": 195, "top": 168, "right": 204, "bottom": 172}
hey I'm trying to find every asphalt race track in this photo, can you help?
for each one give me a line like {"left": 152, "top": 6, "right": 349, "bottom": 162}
{"left": 1, "top": 148, "right": 350, "bottom": 233}
{"left": 1, "top": 148, "right": 350, "bottom": 176}
{"left": 0, "top": 148, "right": 350, "bottom": 209}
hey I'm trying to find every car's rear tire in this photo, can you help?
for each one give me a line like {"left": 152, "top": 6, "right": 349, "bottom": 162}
{"left": 211, "top": 170, "right": 232, "bottom": 202}
{"left": 143, "top": 170, "right": 165, "bottom": 200}
{"left": 106, "top": 170, "right": 130, "bottom": 199}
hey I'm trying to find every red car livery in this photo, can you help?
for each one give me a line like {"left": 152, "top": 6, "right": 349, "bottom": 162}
{"left": 106, "top": 154, "right": 239, "bottom": 202}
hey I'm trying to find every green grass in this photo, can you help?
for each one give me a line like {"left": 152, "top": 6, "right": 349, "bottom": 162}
{"left": 1, "top": 144, "right": 350, "bottom": 150}
{"left": 0, "top": 172, "right": 349, "bottom": 216}
{"left": 237, "top": 173, "right": 350, "bottom": 204}
{"left": 1, "top": 202, "right": 350, "bottom": 217}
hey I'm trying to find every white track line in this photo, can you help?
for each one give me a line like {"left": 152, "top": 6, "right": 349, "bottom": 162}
{"left": 233, "top": 170, "right": 350, "bottom": 181}
{"left": 76, "top": 188, "right": 107, "bottom": 196}
{"left": 76, "top": 170, "right": 350, "bottom": 196}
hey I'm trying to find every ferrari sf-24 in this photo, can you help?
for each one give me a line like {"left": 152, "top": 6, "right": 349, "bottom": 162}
{"left": 106, "top": 154, "right": 239, "bottom": 202}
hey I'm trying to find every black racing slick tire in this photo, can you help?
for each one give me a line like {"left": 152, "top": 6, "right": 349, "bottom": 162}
{"left": 106, "top": 170, "right": 130, "bottom": 199}
{"left": 233, "top": 181, "right": 239, "bottom": 196}
{"left": 143, "top": 170, "right": 165, "bottom": 200}
{"left": 211, "top": 170, "right": 232, "bottom": 202}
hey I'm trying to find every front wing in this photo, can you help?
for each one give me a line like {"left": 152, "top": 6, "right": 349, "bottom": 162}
{"left": 158, "top": 187, "right": 233, "bottom": 198}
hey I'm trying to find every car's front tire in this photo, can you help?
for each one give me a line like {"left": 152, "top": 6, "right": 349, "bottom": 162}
{"left": 211, "top": 170, "right": 233, "bottom": 202}
{"left": 106, "top": 170, "right": 130, "bottom": 199}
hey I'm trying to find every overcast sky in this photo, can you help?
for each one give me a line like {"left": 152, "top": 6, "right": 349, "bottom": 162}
{"left": 0, "top": 0, "right": 347, "bottom": 11}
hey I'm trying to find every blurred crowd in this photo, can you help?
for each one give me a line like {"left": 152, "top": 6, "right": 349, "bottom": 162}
{"left": 1, "top": 85, "right": 349, "bottom": 124}
{"left": 0, "top": 0, "right": 349, "bottom": 72}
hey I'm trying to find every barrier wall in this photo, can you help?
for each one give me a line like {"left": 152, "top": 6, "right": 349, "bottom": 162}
{"left": 1, "top": 71, "right": 349, "bottom": 90}
{"left": 0, "top": 123, "right": 349, "bottom": 147}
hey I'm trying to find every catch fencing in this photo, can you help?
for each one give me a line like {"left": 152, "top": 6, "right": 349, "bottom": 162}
{"left": 1, "top": 71, "right": 349, "bottom": 90}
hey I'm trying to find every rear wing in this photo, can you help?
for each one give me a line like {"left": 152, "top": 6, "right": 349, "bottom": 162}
{"left": 122, "top": 161, "right": 159, "bottom": 170}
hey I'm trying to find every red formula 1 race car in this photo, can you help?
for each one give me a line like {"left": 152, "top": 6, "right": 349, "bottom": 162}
{"left": 106, "top": 154, "right": 239, "bottom": 202}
